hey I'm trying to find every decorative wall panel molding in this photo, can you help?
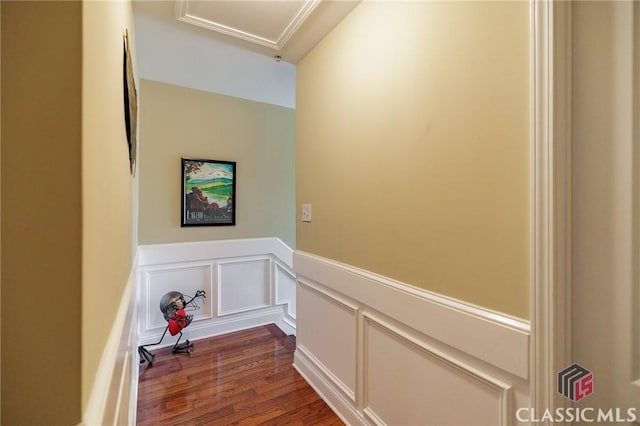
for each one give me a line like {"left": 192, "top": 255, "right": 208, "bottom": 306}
{"left": 294, "top": 250, "right": 530, "bottom": 379}
{"left": 363, "top": 313, "right": 511, "bottom": 426}
{"left": 142, "top": 263, "right": 214, "bottom": 330}
{"left": 297, "top": 281, "right": 358, "bottom": 402}
{"left": 274, "top": 259, "right": 297, "bottom": 329}
{"left": 137, "top": 238, "right": 296, "bottom": 346}
{"left": 84, "top": 260, "right": 138, "bottom": 426}
{"left": 217, "top": 258, "right": 270, "bottom": 316}
{"left": 293, "top": 250, "right": 531, "bottom": 425}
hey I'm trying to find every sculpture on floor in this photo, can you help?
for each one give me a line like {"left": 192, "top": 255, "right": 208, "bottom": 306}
{"left": 138, "top": 290, "right": 206, "bottom": 366}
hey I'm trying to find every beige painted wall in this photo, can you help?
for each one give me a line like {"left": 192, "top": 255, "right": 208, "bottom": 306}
{"left": 82, "top": 0, "right": 135, "bottom": 412}
{"left": 138, "top": 79, "right": 295, "bottom": 247}
{"left": 1, "top": 2, "right": 82, "bottom": 424}
{"left": 1, "top": 1, "right": 136, "bottom": 423}
{"left": 296, "top": 1, "right": 530, "bottom": 318}
{"left": 0, "top": 3, "right": 3, "bottom": 422}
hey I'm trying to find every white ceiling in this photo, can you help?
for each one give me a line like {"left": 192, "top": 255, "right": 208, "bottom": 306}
{"left": 176, "top": 0, "right": 319, "bottom": 53}
{"left": 138, "top": 0, "right": 360, "bottom": 64}
{"left": 132, "top": 0, "right": 360, "bottom": 108}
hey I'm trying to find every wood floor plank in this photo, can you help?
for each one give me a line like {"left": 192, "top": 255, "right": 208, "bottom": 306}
{"left": 137, "top": 325, "right": 343, "bottom": 425}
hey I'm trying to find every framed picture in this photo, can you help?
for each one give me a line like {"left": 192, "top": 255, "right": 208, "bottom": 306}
{"left": 182, "top": 158, "right": 236, "bottom": 226}
{"left": 123, "top": 29, "right": 137, "bottom": 175}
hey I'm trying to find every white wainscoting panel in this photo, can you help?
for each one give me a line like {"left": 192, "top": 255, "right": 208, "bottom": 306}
{"left": 297, "top": 280, "right": 358, "bottom": 402}
{"left": 275, "top": 260, "right": 297, "bottom": 320}
{"left": 275, "top": 260, "right": 297, "bottom": 334}
{"left": 218, "top": 257, "right": 270, "bottom": 315}
{"left": 84, "top": 259, "right": 138, "bottom": 426}
{"left": 293, "top": 250, "right": 530, "bottom": 426}
{"left": 143, "top": 263, "right": 214, "bottom": 330}
{"left": 137, "top": 238, "right": 296, "bottom": 347}
{"left": 363, "top": 314, "right": 511, "bottom": 426}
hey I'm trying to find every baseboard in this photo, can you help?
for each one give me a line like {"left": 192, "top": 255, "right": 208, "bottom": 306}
{"left": 276, "top": 314, "right": 297, "bottom": 336}
{"left": 294, "top": 348, "right": 367, "bottom": 426}
{"left": 138, "top": 305, "right": 289, "bottom": 349}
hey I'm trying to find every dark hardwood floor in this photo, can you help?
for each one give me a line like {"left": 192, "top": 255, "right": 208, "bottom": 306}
{"left": 137, "top": 324, "right": 344, "bottom": 425}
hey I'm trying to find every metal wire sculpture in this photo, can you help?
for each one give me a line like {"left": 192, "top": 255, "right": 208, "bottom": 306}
{"left": 138, "top": 290, "right": 206, "bottom": 366}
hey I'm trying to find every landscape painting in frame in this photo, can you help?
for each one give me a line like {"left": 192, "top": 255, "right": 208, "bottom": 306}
{"left": 182, "top": 158, "right": 236, "bottom": 226}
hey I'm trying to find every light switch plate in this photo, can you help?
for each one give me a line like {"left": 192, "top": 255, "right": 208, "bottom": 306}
{"left": 302, "top": 204, "right": 312, "bottom": 222}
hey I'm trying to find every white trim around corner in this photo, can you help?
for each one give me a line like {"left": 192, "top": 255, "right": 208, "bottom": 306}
{"left": 529, "top": 0, "right": 572, "bottom": 416}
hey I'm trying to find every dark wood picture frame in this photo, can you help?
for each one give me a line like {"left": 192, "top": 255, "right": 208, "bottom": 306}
{"left": 181, "top": 158, "right": 236, "bottom": 226}
{"left": 123, "top": 29, "right": 137, "bottom": 175}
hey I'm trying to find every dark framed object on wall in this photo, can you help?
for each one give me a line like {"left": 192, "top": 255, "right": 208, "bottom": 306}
{"left": 181, "top": 158, "right": 236, "bottom": 226}
{"left": 123, "top": 29, "right": 137, "bottom": 175}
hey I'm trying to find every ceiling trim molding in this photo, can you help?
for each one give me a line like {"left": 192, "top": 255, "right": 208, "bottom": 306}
{"left": 175, "top": 0, "right": 321, "bottom": 51}
{"left": 277, "top": 0, "right": 321, "bottom": 50}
